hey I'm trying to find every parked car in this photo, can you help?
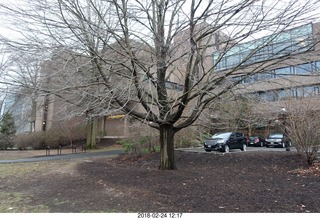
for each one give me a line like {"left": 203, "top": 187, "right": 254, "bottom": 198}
{"left": 265, "top": 133, "right": 291, "bottom": 148}
{"left": 248, "top": 136, "right": 266, "bottom": 147}
{"left": 204, "top": 132, "right": 247, "bottom": 153}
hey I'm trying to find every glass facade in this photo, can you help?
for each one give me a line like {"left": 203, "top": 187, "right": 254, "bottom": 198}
{"left": 213, "top": 23, "right": 314, "bottom": 71}
{"left": 296, "top": 63, "right": 313, "bottom": 75}
{"left": 255, "top": 85, "right": 320, "bottom": 102}
{"left": 233, "top": 60, "right": 320, "bottom": 84}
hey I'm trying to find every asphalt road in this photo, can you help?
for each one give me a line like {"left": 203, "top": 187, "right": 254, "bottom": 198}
{"left": 0, "top": 146, "right": 297, "bottom": 164}
{"left": 176, "top": 145, "right": 297, "bottom": 154}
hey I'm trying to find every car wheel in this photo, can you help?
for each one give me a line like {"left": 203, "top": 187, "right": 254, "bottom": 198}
{"left": 260, "top": 142, "right": 264, "bottom": 147}
{"left": 205, "top": 149, "right": 211, "bottom": 152}
{"left": 282, "top": 142, "right": 285, "bottom": 148}
{"left": 241, "top": 143, "right": 247, "bottom": 151}
{"left": 223, "top": 145, "right": 230, "bottom": 153}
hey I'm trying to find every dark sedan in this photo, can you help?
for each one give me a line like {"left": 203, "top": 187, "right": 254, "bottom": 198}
{"left": 248, "top": 136, "right": 266, "bottom": 147}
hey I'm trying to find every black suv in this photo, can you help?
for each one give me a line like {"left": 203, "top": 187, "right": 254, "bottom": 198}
{"left": 204, "top": 132, "right": 247, "bottom": 153}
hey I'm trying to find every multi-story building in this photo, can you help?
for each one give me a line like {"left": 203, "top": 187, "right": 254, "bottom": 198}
{"left": 34, "top": 21, "right": 320, "bottom": 140}
{"left": 34, "top": 44, "right": 161, "bottom": 138}
{"left": 231, "top": 23, "right": 319, "bottom": 100}
{"left": 34, "top": 50, "right": 125, "bottom": 137}
{"left": 210, "top": 22, "right": 320, "bottom": 134}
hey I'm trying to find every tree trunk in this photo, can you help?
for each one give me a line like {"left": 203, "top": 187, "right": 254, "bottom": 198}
{"left": 86, "top": 116, "right": 97, "bottom": 149}
{"left": 159, "top": 124, "right": 176, "bottom": 170}
{"left": 30, "top": 99, "right": 37, "bottom": 133}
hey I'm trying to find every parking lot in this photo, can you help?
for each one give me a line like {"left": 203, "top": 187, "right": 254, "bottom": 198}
{"left": 177, "top": 145, "right": 297, "bottom": 154}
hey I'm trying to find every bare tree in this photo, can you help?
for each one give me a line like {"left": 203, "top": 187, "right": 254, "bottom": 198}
{"left": 282, "top": 98, "right": 320, "bottom": 164}
{"left": 0, "top": 0, "right": 320, "bottom": 169}
{"left": 0, "top": 50, "right": 43, "bottom": 132}
{"left": 207, "top": 95, "right": 269, "bottom": 135}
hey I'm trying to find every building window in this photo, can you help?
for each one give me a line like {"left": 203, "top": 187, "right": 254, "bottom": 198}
{"left": 232, "top": 60, "right": 320, "bottom": 85}
{"left": 259, "top": 91, "right": 277, "bottom": 102}
{"left": 314, "top": 61, "right": 320, "bottom": 72}
{"left": 304, "top": 86, "right": 318, "bottom": 97}
{"left": 254, "top": 85, "right": 320, "bottom": 102}
{"left": 295, "top": 63, "right": 313, "bottom": 75}
{"left": 258, "top": 72, "right": 274, "bottom": 80}
{"left": 42, "top": 121, "right": 47, "bottom": 132}
{"left": 243, "top": 74, "right": 259, "bottom": 84}
{"left": 165, "top": 81, "right": 184, "bottom": 91}
{"left": 277, "top": 89, "right": 293, "bottom": 100}
{"left": 226, "top": 54, "right": 240, "bottom": 68}
{"left": 274, "top": 67, "right": 292, "bottom": 78}
{"left": 232, "top": 76, "right": 244, "bottom": 83}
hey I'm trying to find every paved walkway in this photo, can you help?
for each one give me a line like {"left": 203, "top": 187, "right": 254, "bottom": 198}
{"left": 0, "top": 149, "right": 124, "bottom": 164}
{"left": 1, "top": 146, "right": 313, "bottom": 164}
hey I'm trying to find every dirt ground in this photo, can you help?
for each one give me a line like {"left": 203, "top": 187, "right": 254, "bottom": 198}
{"left": 0, "top": 142, "right": 320, "bottom": 213}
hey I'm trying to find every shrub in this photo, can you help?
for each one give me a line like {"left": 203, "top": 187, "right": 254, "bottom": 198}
{"left": 283, "top": 100, "right": 320, "bottom": 165}
{"left": 118, "top": 139, "right": 134, "bottom": 153}
{"left": 15, "top": 128, "right": 82, "bottom": 150}
{"left": 0, "top": 134, "right": 15, "bottom": 150}
{"left": 174, "top": 127, "right": 201, "bottom": 148}
{"left": 143, "top": 144, "right": 160, "bottom": 154}
{"left": 295, "top": 145, "right": 319, "bottom": 165}
{"left": 0, "top": 112, "right": 17, "bottom": 150}
{"left": 43, "top": 128, "right": 67, "bottom": 148}
{"left": 118, "top": 135, "right": 159, "bottom": 156}
{"left": 15, "top": 132, "right": 46, "bottom": 150}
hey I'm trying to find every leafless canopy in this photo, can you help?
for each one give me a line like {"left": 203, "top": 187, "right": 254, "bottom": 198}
{"left": 1, "top": 0, "right": 319, "bottom": 168}
{"left": 0, "top": 0, "right": 319, "bottom": 125}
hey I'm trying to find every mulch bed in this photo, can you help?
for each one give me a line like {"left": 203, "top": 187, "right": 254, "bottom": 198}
{"left": 3, "top": 150, "right": 320, "bottom": 213}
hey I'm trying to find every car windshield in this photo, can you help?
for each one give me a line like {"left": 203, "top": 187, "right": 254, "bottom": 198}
{"left": 249, "top": 136, "right": 258, "bottom": 140}
{"left": 212, "top": 132, "right": 231, "bottom": 140}
{"left": 268, "top": 134, "right": 283, "bottom": 138}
